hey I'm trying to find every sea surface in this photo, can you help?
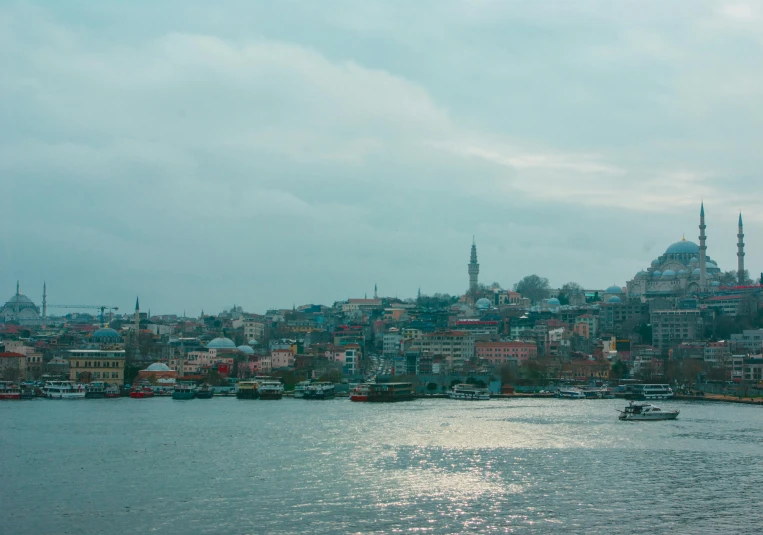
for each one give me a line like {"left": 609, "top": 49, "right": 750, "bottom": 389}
{"left": 2, "top": 397, "right": 762, "bottom": 534}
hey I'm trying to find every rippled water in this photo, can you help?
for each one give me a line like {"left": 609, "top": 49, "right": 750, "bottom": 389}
{"left": 2, "top": 397, "right": 762, "bottom": 534}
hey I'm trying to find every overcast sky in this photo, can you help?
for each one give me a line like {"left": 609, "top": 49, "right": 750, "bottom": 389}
{"left": 3, "top": 1, "right": 763, "bottom": 315}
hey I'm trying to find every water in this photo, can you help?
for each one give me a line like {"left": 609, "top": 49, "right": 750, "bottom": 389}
{"left": 2, "top": 397, "right": 762, "bottom": 534}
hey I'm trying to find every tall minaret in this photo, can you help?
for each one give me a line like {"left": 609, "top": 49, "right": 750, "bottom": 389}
{"left": 698, "top": 202, "right": 707, "bottom": 290}
{"left": 468, "top": 237, "right": 479, "bottom": 297}
{"left": 738, "top": 212, "right": 745, "bottom": 285}
{"left": 15, "top": 281, "right": 20, "bottom": 315}
{"left": 374, "top": 283, "right": 378, "bottom": 299}
{"left": 134, "top": 296, "right": 140, "bottom": 333}
{"left": 42, "top": 282, "right": 47, "bottom": 318}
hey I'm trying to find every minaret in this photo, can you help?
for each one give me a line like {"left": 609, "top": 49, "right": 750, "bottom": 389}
{"left": 468, "top": 237, "right": 480, "bottom": 297}
{"left": 698, "top": 202, "right": 707, "bottom": 290}
{"left": 134, "top": 296, "right": 140, "bottom": 333}
{"left": 42, "top": 282, "right": 47, "bottom": 318}
{"left": 374, "top": 283, "right": 378, "bottom": 300}
{"left": 15, "top": 281, "right": 20, "bottom": 315}
{"left": 738, "top": 212, "right": 745, "bottom": 285}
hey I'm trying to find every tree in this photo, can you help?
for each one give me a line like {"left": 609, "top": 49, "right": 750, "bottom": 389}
{"left": 610, "top": 360, "right": 629, "bottom": 380}
{"left": 426, "top": 382, "right": 438, "bottom": 393}
{"left": 557, "top": 282, "right": 583, "bottom": 305}
{"left": 718, "top": 270, "right": 753, "bottom": 286}
{"left": 514, "top": 275, "right": 551, "bottom": 304}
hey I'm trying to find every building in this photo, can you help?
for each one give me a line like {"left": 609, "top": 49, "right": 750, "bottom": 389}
{"left": 243, "top": 318, "right": 267, "bottom": 342}
{"left": 453, "top": 319, "right": 500, "bottom": 336}
{"left": 626, "top": 203, "right": 733, "bottom": 299}
{"left": 67, "top": 349, "right": 126, "bottom": 385}
{"left": 325, "top": 346, "right": 360, "bottom": 376}
{"left": 651, "top": 310, "right": 703, "bottom": 353}
{"left": 382, "top": 331, "right": 403, "bottom": 357}
{"left": 0, "top": 352, "right": 26, "bottom": 381}
{"left": 0, "top": 282, "right": 43, "bottom": 325}
{"left": 475, "top": 341, "right": 537, "bottom": 366}
{"left": 413, "top": 331, "right": 475, "bottom": 370}
{"left": 3, "top": 340, "right": 44, "bottom": 379}
{"left": 730, "top": 329, "right": 763, "bottom": 353}
{"left": 742, "top": 357, "right": 763, "bottom": 383}
{"left": 701, "top": 294, "right": 757, "bottom": 318}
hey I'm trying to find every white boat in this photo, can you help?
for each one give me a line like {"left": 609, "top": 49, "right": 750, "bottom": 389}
{"left": 293, "top": 380, "right": 311, "bottom": 399}
{"left": 43, "top": 381, "right": 86, "bottom": 399}
{"left": 631, "top": 384, "right": 674, "bottom": 400}
{"left": 618, "top": 401, "right": 679, "bottom": 421}
{"left": 556, "top": 387, "right": 585, "bottom": 399}
{"left": 448, "top": 384, "right": 491, "bottom": 400}
{"left": 258, "top": 380, "right": 284, "bottom": 400}
{"left": 303, "top": 382, "right": 335, "bottom": 400}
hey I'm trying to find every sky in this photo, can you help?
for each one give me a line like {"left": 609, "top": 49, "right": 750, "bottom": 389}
{"left": 2, "top": 0, "right": 763, "bottom": 315}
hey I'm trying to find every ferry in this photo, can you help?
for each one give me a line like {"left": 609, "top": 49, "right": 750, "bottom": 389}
{"left": 129, "top": 384, "right": 155, "bottom": 399}
{"left": 20, "top": 385, "right": 37, "bottom": 399}
{"left": 195, "top": 384, "right": 214, "bottom": 399}
{"left": 350, "top": 383, "right": 370, "bottom": 402}
{"left": 236, "top": 381, "right": 260, "bottom": 400}
{"left": 631, "top": 384, "right": 674, "bottom": 400}
{"left": 43, "top": 381, "right": 86, "bottom": 399}
{"left": 618, "top": 401, "right": 679, "bottom": 421}
{"left": 367, "top": 382, "right": 415, "bottom": 402}
{"left": 258, "top": 380, "right": 284, "bottom": 400}
{"left": 0, "top": 381, "right": 21, "bottom": 400}
{"left": 293, "top": 380, "right": 311, "bottom": 399}
{"left": 303, "top": 382, "right": 335, "bottom": 400}
{"left": 448, "top": 384, "right": 491, "bottom": 400}
{"left": 556, "top": 387, "right": 585, "bottom": 399}
{"left": 85, "top": 381, "right": 111, "bottom": 399}
{"left": 172, "top": 383, "right": 197, "bottom": 400}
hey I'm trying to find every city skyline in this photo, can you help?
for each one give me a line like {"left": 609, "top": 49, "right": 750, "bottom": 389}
{"left": 3, "top": 1, "right": 763, "bottom": 313}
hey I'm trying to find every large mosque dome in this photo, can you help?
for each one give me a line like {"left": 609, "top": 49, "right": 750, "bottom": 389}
{"left": 237, "top": 345, "right": 255, "bottom": 355}
{"left": 145, "top": 362, "right": 171, "bottom": 372}
{"left": 665, "top": 240, "right": 700, "bottom": 255}
{"left": 475, "top": 298, "right": 492, "bottom": 310}
{"left": 207, "top": 337, "right": 236, "bottom": 349}
{"left": 92, "top": 328, "right": 123, "bottom": 344}
{"left": 0, "top": 283, "right": 40, "bottom": 323}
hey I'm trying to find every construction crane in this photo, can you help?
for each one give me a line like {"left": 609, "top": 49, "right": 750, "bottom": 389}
{"left": 47, "top": 304, "right": 120, "bottom": 326}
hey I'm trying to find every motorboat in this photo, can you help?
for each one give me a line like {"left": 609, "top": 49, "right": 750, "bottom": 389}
{"left": 618, "top": 401, "right": 679, "bottom": 421}
{"left": 129, "top": 384, "right": 155, "bottom": 399}
{"left": 195, "top": 384, "right": 214, "bottom": 399}
{"left": 293, "top": 380, "right": 311, "bottom": 399}
{"left": 172, "top": 383, "right": 197, "bottom": 400}
{"left": 350, "top": 383, "right": 370, "bottom": 402}
{"left": 258, "top": 380, "right": 284, "bottom": 400}
{"left": 303, "top": 382, "right": 335, "bottom": 400}
{"left": 43, "top": 381, "right": 86, "bottom": 399}
{"left": 0, "top": 381, "right": 21, "bottom": 400}
{"left": 448, "top": 384, "right": 491, "bottom": 400}
{"left": 556, "top": 387, "right": 585, "bottom": 399}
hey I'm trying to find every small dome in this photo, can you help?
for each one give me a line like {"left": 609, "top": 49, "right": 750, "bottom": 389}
{"left": 206, "top": 337, "right": 236, "bottom": 349}
{"left": 247, "top": 339, "right": 258, "bottom": 346}
{"left": 607, "top": 295, "right": 622, "bottom": 303}
{"left": 651, "top": 259, "right": 660, "bottom": 266}
{"left": 636, "top": 270, "right": 648, "bottom": 278}
{"left": 547, "top": 298, "right": 561, "bottom": 306}
{"left": 711, "top": 281, "right": 721, "bottom": 287}
{"left": 665, "top": 240, "right": 700, "bottom": 255}
{"left": 707, "top": 260, "right": 718, "bottom": 267}
{"left": 237, "top": 345, "right": 255, "bottom": 355}
{"left": 92, "top": 328, "right": 122, "bottom": 343}
{"left": 605, "top": 285, "right": 624, "bottom": 294}
{"left": 475, "top": 298, "right": 492, "bottom": 310}
{"left": 662, "top": 270, "right": 676, "bottom": 278}
{"left": 692, "top": 268, "right": 701, "bottom": 275}
{"left": 689, "top": 257, "right": 699, "bottom": 264}
{"left": 678, "top": 269, "right": 688, "bottom": 275}
{"left": 145, "top": 362, "right": 170, "bottom": 372}
{"left": 653, "top": 271, "right": 662, "bottom": 277}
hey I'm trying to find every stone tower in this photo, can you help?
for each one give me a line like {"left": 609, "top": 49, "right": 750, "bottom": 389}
{"left": 468, "top": 237, "right": 479, "bottom": 297}
{"left": 738, "top": 212, "right": 745, "bottom": 285}
{"left": 42, "top": 281, "right": 47, "bottom": 318}
{"left": 699, "top": 202, "right": 707, "bottom": 290}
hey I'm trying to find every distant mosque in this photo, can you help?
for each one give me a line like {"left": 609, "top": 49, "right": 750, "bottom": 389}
{"left": 0, "top": 281, "right": 45, "bottom": 325}
{"left": 626, "top": 202, "right": 746, "bottom": 299}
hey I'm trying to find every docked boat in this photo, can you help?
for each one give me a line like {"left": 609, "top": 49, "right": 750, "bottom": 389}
{"left": 556, "top": 387, "right": 585, "bottom": 399}
{"left": 630, "top": 384, "right": 674, "bottom": 400}
{"left": 20, "top": 386, "right": 37, "bottom": 399}
{"left": 129, "top": 384, "right": 155, "bottom": 399}
{"left": 236, "top": 381, "right": 260, "bottom": 400}
{"left": 0, "top": 381, "right": 21, "bottom": 400}
{"left": 293, "top": 380, "right": 311, "bottom": 399}
{"left": 618, "top": 401, "right": 679, "bottom": 421}
{"left": 258, "top": 380, "right": 284, "bottom": 400}
{"left": 368, "top": 382, "right": 415, "bottom": 402}
{"left": 303, "top": 382, "right": 335, "bottom": 400}
{"left": 195, "top": 384, "right": 214, "bottom": 399}
{"left": 350, "top": 383, "right": 370, "bottom": 402}
{"left": 85, "top": 381, "right": 111, "bottom": 399}
{"left": 43, "top": 381, "right": 86, "bottom": 399}
{"left": 448, "top": 384, "right": 491, "bottom": 400}
{"left": 172, "top": 383, "right": 197, "bottom": 400}
{"left": 104, "top": 384, "right": 120, "bottom": 398}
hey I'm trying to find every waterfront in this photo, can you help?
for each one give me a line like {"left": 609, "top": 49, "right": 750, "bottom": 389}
{"left": 2, "top": 398, "right": 763, "bottom": 534}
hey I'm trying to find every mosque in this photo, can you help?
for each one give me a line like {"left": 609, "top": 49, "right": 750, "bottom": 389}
{"left": 0, "top": 282, "right": 44, "bottom": 325}
{"left": 626, "top": 203, "right": 746, "bottom": 299}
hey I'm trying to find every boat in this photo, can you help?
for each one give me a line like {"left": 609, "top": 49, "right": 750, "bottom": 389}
{"left": 172, "top": 383, "right": 197, "bottom": 400}
{"left": 618, "top": 401, "right": 679, "bottom": 421}
{"left": 104, "top": 384, "right": 120, "bottom": 398}
{"left": 293, "top": 380, "right": 311, "bottom": 399}
{"left": 630, "top": 384, "right": 674, "bottom": 400}
{"left": 258, "top": 380, "right": 284, "bottom": 400}
{"left": 195, "top": 384, "right": 214, "bottom": 399}
{"left": 367, "top": 382, "right": 415, "bottom": 402}
{"left": 448, "top": 383, "right": 491, "bottom": 400}
{"left": 303, "top": 382, "right": 335, "bottom": 400}
{"left": 129, "top": 384, "right": 155, "bottom": 399}
{"left": 556, "top": 387, "right": 585, "bottom": 399}
{"left": 0, "top": 381, "right": 21, "bottom": 400}
{"left": 350, "top": 383, "right": 370, "bottom": 402}
{"left": 236, "top": 381, "right": 260, "bottom": 400}
{"left": 42, "top": 381, "right": 86, "bottom": 399}
{"left": 20, "top": 386, "right": 37, "bottom": 399}
{"left": 85, "top": 381, "right": 108, "bottom": 398}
